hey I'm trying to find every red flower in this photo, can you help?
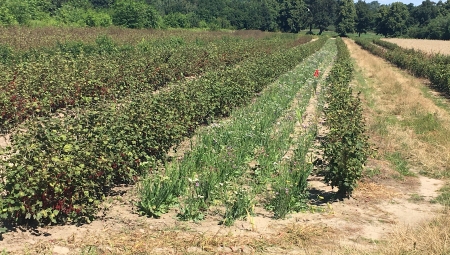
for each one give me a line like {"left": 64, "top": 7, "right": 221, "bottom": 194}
{"left": 314, "top": 69, "right": 320, "bottom": 78}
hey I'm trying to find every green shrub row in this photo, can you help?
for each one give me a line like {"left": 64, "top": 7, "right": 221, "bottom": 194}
{"left": 354, "top": 38, "right": 450, "bottom": 96}
{"left": 322, "top": 38, "right": 370, "bottom": 197}
{"left": 0, "top": 35, "right": 311, "bottom": 133}
{"left": 0, "top": 37, "right": 327, "bottom": 225}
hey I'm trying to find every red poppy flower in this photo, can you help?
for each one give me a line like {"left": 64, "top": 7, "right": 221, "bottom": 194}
{"left": 314, "top": 69, "right": 319, "bottom": 78}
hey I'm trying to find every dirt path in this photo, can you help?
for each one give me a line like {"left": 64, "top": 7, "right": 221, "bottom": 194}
{"left": 1, "top": 39, "right": 449, "bottom": 254}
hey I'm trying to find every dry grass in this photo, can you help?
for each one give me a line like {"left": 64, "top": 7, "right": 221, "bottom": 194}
{"left": 352, "top": 182, "right": 400, "bottom": 201}
{"left": 340, "top": 214, "right": 450, "bottom": 255}
{"left": 18, "top": 222, "right": 337, "bottom": 255}
{"left": 345, "top": 38, "right": 450, "bottom": 178}
{"left": 382, "top": 38, "right": 450, "bottom": 55}
{"left": 342, "top": 37, "right": 450, "bottom": 255}
{"left": 379, "top": 214, "right": 450, "bottom": 255}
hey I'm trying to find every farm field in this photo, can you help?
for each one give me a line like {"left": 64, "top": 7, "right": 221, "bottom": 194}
{"left": 382, "top": 38, "right": 450, "bottom": 55}
{"left": 1, "top": 28, "right": 450, "bottom": 255}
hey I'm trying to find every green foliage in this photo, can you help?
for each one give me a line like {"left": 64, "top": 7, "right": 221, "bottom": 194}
{"left": 137, "top": 172, "right": 177, "bottom": 218}
{"left": 322, "top": 37, "right": 370, "bottom": 197}
{"left": 137, "top": 37, "right": 327, "bottom": 221}
{"left": 56, "top": 4, "right": 88, "bottom": 26}
{"left": 335, "top": 0, "right": 356, "bottom": 36}
{"left": 386, "top": 152, "right": 414, "bottom": 177}
{"left": 223, "top": 188, "right": 254, "bottom": 226}
{"left": 0, "top": 44, "right": 14, "bottom": 64}
{"left": 411, "top": 0, "right": 440, "bottom": 27}
{"left": 1, "top": 34, "right": 300, "bottom": 132}
{"left": 177, "top": 176, "right": 207, "bottom": 222}
{"left": 375, "top": 3, "right": 409, "bottom": 37}
{"left": 277, "top": 0, "right": 309, "bottom": 33}
{"left": 269, "top": 138, "right": 313, "bottom": 219}
{"left": 355, "top": 0, "right": 372, "bottom": 37}
{"left": 435, "top": 183, "right": 450, "bottom": 207}
{"left": 408, "top": 13, "right": 450, "bottom": 40}
{"left": 308, "top": 0, "right": 337, "bottom": 35}
{"left": 0, "top": 35, "right": 319, "bottom": 225}
{"left": 0, "top": 0, "right": 449, "bottom": 34}
{"left": 163, "top": 12, "right": 192, "bottom": 28}
{"left": 85, "top": 10, "right": 112, "bottom": 27}
{"left": 355, "top": 38, "right": 450, "bottom": 96}
{"left": 0, "top": 5, "right": 18, "bottom": 26}
{"left": 112, "top": 0, "right": 161, "bottom": 29}
{"left": 4, "top": 0, "right": 33, "bottom": 25}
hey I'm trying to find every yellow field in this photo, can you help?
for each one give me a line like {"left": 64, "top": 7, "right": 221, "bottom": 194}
{"left": 382, "top": 38, "right": 450, "bottom": 55}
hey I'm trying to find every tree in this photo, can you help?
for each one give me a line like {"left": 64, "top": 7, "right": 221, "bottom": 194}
{"left": 375, "top": 2, "right": 409, "bottom": 37}
{"left": 386, "top": 2, "right": 409, "bottom": 37}
{"left": 374, "top": 5, "right": 388, "bottom": 35}
{"left": 90, "top": 0, "right": 114, "bottom": 8}
{"left": 5, "top": 0, "right": 33, "bottom": 25}
{"left": 335, "top": 0, "right": 356, "bottom": 36}
{"left": 355, "top": 0, "right": 372, "bottom": 36}
{"left": 305, "top": 0, "right": 337, "bottom": 34}
{"left": 259, "top": 0, "right": 279, "bottom": 31}
{"left": 277, "top": 0, "right": 309, "bottom": 33}
{"left": 411, "top": 0, "right": 439, "bottom": 26}
{"left": 163, "top": 12, "right": 191, "bottom": 28}
{"left": 112, "top": 0, "right": 161, "bottom": 29}
{"left": 423, "top": 13, "right": 450, "bottom": 39}
{"left": 0, "top": 5, "right": 17, "bottom": 26}
{"left": 367, "top": 1, "right": 380, "bottom": 12}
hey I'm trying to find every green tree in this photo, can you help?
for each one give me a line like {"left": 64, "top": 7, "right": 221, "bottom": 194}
{"left": 90, "top": 0, "right": 114, "bottom": 8}
{"left": 305, "top": 0, "right": 338, "bottom": 33}
{"left": 163, "top": 12, "right": 191, "bottom": 28}
{"left": 335, "top": 0, "right": 357, "bottom": 36}
{"left": 311, "top": 0, "right": 337, "bottom": 35}
{"left": 355, "top": 0, "right": 372, "bottom": 36}
{"left": 85, "top": 9, "right": 112, "bottom": 27}
{"left": 258, "top": 0, "right": 279, "bottom": 31}
{"left": 424, "top": 13, "right": 450, "bottom": 39}
{"left": 112, "top": 0, "right": 161, "bottom": 29}
{"left": 277, "top": 0, "right": 309, "bottom": 33}
{"left": 375, "top": 2, "right": 409, "bottom": 37}
{"left": 0, "top": 5, "right": 17, "bottom": 26}
{"left": 56, "top": 3, "right": 87, "bottom": 26}
{"left": 374, "top": 5, "right": 388, "bottom": 35}
{"left": 411, "top": 0, "right": 439, "bottom": 26}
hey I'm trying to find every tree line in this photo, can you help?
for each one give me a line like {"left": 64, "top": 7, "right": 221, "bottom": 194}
{"left": 0, "top": 0, "right": 449, "bottom": 39}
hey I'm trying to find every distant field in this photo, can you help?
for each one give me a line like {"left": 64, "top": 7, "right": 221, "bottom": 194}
{"left": 382, "top": 38, "right": 450, "bottom": 55}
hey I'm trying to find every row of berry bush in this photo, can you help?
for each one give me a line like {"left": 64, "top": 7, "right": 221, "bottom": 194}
{"left": 321, "top": 37, "right": 370, "bottom": 197}
{"left": 354, "top": 38, "right": 450, "bottom": 96}
{"left": 0, "top": 34, "right": 312, "bottom": 133}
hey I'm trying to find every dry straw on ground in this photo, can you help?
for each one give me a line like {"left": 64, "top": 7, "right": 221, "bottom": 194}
{"left": 382, "top": 38, "right": 450, "bottom": 55}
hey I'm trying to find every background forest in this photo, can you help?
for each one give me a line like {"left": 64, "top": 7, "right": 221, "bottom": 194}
{"left": 0, "top": 0, "right": 449, "bottom": 39}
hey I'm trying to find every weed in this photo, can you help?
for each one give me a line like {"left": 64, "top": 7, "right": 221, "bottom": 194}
{"left": 434, "top": 183, "right": 450, "bottom": 207}
{"left": 386, "top": 152, "right": 415, "bottom": 177}
{"left": 408, "top": 193, "right": 425, "bottom": 203}
{"left": 410, "top": 112, "right": 441, "bottom": 134}
{"left": 363, "top": 167, "right": 381, "bottom": 178}
{"left": 222, "top": 187, "right": 254, "bottom": 226}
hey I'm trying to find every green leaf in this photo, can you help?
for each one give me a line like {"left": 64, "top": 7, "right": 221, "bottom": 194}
{"left": 63, "top": 144, "right": 73, "bottom": 153}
